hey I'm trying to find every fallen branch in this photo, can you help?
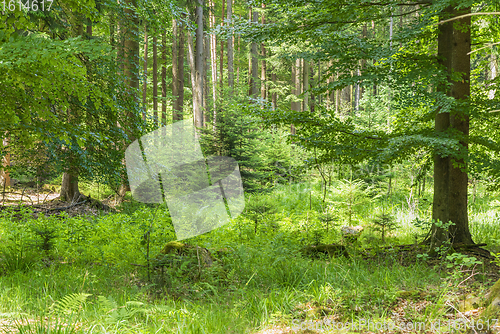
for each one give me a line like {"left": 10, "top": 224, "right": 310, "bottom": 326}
{"left": 33, "top": 200, "right": 86, "bottom": 214}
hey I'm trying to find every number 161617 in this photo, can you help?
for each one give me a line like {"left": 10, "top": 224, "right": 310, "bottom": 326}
{"left": 2, "top": 0, "right": 53, "bottom": 12}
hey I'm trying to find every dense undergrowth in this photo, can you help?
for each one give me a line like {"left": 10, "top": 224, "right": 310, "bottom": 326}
{"left": 0, "top": 174, "right": 499, "bottom": 333}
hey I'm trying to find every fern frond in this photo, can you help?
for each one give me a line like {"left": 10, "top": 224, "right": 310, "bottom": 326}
{"left": 50, "top": 293, "right": 92, "bottom": 315}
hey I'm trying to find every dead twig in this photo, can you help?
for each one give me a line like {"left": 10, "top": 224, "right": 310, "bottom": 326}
{"left": 33, "top": 200, "right": 86, "bottom": 214}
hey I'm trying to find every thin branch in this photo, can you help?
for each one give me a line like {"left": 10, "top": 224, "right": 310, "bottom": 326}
{"left": 433, "top": 12, "right": 500, "bottom": 26}
{"left": 468, "top": 41, "right": 500, "bottom": 55}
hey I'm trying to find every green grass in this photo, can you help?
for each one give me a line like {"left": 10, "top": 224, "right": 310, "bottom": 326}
{"left": 0, "top": 176, "right": 499, "bottom": 333}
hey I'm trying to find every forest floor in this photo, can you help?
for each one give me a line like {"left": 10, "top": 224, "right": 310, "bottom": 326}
{"left": 0, "top": 182, "right": 499, "bottom": 333}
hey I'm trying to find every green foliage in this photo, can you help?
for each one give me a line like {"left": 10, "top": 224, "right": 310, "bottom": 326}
{"left": 371, "top": 212, "right": 397, "bottom": 243}
{"left": 243, "top": 195, "right": 278, "bottom": 234}
{"left": 50, "top": 293, "right": 91, "bottom": 316}
{"left": 332, "top": 179, "right": 375, "bottom": 226}
{"left": 445, "top": 253, "right": 482, "bottom": 270}
{"left": 200, "top": 103, "right": 306, "bottom": 192}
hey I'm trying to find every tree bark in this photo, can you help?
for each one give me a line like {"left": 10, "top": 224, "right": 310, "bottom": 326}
{"left": 118, "top": 0, "right": 140, "bottom": 200}
{"left": 250, "top": 9, "right": 259, "bottom": 97}
{"left": 219, "top": 0, "right": 225, "bottom": 90}
{"left": 162, "top": 32, "right": 167, "bottom": 125}
{"left": 303, "top": 59, "right": 309, "bottom": 111}
{"left": 203, "top": 31, "right": 210, "bottom": 127}
{"left": 178, "top": 25, "right": 185, "bottom": 121}
{"left": 172, "top": 20, "right": 185, "bottom": 122}
{"left": 489, "top": 52, "right": 497, "bottom": 99}
{"left": 187, "top": 27, "right": 196, "bottom": 106}
{"left": 1, "top": 137, "right": 11, "bottom": 188}
{"left": 209, "top": 0, "right": 217, "bottom": 112}
{"left": 60, "top": 9, "right": 85, "bottom": 203}
{"left": 172, "top": 19, "right": 179, "bottom": 121}
{"left": 237, "top": 28, "right": 240, "bottom": 85}
{"left": 194, "top": 1, "right": 204, "bottom": 129}
{"left": 291, "top": 58, "right": 301, "bottom": 134}
{"left": 448, "top": 6, "right": 472, "bottom": 244}
{"left": 431, "top": 5, "right": 473, "bottom": 246}
{"left": 153, "top": 34, "right": 158, "bottom": 127}
{"left": 227, "top": 0, "right": 234, "bottom": 91}
{"left": 142, "top": 24, "right": 147, "bottom": 120}
{"left": 61, "top": 172, "right": 80, "bottom": 202}
{"left": 260, "top": 4, "right": 266, "bottom": 101}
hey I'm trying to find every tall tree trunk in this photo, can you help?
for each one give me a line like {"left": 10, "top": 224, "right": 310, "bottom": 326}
{"left": 118, "top": 0, "right": 140, "bottom": 200}
{"left": 310, "top": 62, "right": 315, "bottom": 112}
{"left": 250, "top": 9, "right": 258, "bottom": 97}
{"left": 61, "top": 9, "right": 85, "bottom": 202}
{"left": 227, "top": 0, "right": 234, "bottom": 91}
{"left": 173, "top": 20, "right": 185, "bottom": 122}
{"left": 220, "top": 0, "right": 225, "bottom": 90}
{"left": 271, "top": 70, "right": 277, "bottom": 109}
{"left": 178, "top": 25, "right": 185, "bottom": 121}
{"left": 187, "top": 28, "right": 196, "bottom": 106}
{"left": 153, "top": 34, "right": 158, "bottom": 127}
{"left": 489, "top": 52, "right": 497, "bottom": 100}
{"left": 341, "top": 84, "right": 351, "bottom": 115}
{"left": 291, "top": 58, "right": 300, "bottom": 134}
{"left": 303, "top": 59, "right": 309, "bottom": 111}
{"left": 109, "top": 12, "right": 116, "bottom": 47}
{"left": 172, "top": 19, "right": 179, "bottom": 120}
{"left": 203, "top": 31, "right": 210, "bottom": 127}
{"left": 335, "top": 74, "right": 340, "bottom": 115}
{"left": 448, "top": 6, "right": 472, "bottom": 244}
{"left": 359, "top": 23, "right": 367, "bottom": 111}
{"left": 372, "top": 20, "right": 377, "bottom": 96}
{"left": 1, "top": 137, "right": 11, "bottom": 188}
{"left": 142, "top": 24, "right": 147, "bottom": 120}
{"left": 260, "top": 4, "right": 266, "bottom": 101}
{"left": 237, "top": 31, "right": 240, "bottom": 85}
{"left": 431, "top": 6, "right": 473, "bottom": 246}
{"left": 162, "top": 32, "right": 167, "bottom": 125}
{"left": 194, "top": 1, "right": 204, "bottom": 129}
{"left": 209, "top": 0, "right": 217, "bottom": 112}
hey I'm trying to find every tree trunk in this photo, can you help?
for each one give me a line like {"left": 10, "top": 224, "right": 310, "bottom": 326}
{"left": 431, "top": 6, "right": 473, "bottom": 246}
{"left": 209, "top": 0, "right": 217, "bottom": 112}
{"left": 118, "top": 0, "right": 140, "bottom": 201}
{"left": 60, "top": 10, "right": 85, "bottom": 203}
{"left": 260, "top": 4, "right": 266, "bottom": 101}
{"left": 448, "top": 6, "right": 472, "bottom": 244}
{"left": 341, "top": 84, "right": 351, "bottom": 115}
{"left": 291, "top": 58, "right": 301, "bottom": 134}
{"left": 271, "top": 70, "right": 277, "bottom": 109}
{"left": 310, "top": 62, "right": 315, "bottom": 112}
{"left": 227, "top": 0, "right": 234, "bottom": 91}
{"left": 172, "top": 19, "right": 185, "bottom": 122}
{"left": 172, "top": 19, "right": 179, "bottom": 121}
{"left": 142, "top": 24, "right": 147, "bottom": 120}
{"left": 194, "top": 1, "right": 204, "bottom": 129}
{"left": 303, "top": 59, "right": 309, "bottom": 111}
{"left": 250, "top": 9, "right": 259, "bottom": 97}
{"left": 219, "top": 0, "right": 225, "bottom": 90}
{"left": 203, "top": 31, "right": 210, "bottom": 127}
{"left": 489, "top": 52, "right": 497, "bottom": 99}
{"left": 61, "top": 172, "right": 80, "bottom": 202}
{"left": 178, "top": 25, "right": 185, "bottom": 121}
{"left": 161, "top": 32, "right": 167, "bottom": 125}
{"left": 1, "top": 137, "right": 11, "bottom": 188}
{"left": 153, "top": 34, "right": 158, "bottom": 127}
{"left": 187, "top": 27, "right": 196, "bottom": 106}
{"left": 237, "top": 31, "right": 240, "bottom": 85}
{"left": 109, "top": 12, "right": 116, "bottom": 47}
